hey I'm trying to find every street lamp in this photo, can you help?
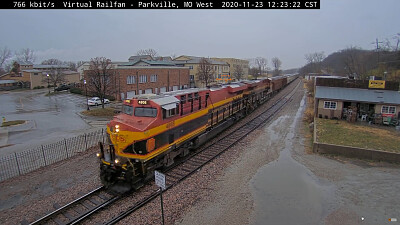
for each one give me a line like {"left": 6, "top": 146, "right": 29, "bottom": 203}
{"left": 84, "top": 79, "right": 89, "bottom": 110}
{"left": 46, "top": 74, "right": 50, "bottom": 94}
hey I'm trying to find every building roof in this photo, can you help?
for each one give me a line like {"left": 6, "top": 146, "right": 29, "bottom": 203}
{"left": 0, "top": 80, "right": 17, "bottom": 84}
{"left": 33, "top": 64, "right": 70, "bottom": 69}
{"left": 15, "top": 60, "right": 33, "bottom": 65}
{"left": 174, "top": 55, "right": 228, "bottom": 65}
{"left": 315, "top": 86, "right": 400, "bottom": 105}
{"left": 118, "top": 59, "right": 178, "bottom": 67}
{"left": 22, "top": 69, "right": 43, "bottom": 73}
{"left": 128, "top": 55, "right": 154, "bottom": 62}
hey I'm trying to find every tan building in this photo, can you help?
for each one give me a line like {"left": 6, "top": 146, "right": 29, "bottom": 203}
{"left": 314, "top": 77, "right": 400, "bottom": 125}
{"left": 173, "top": 55, "right": 229, "bottom": 88}
{"left": 27, "top": 70, "right": 80, "bottom": 89}
{"left": 211, "top": 57, "right": 249, "bottom": 81}
{"left": 0, "top": 61, "right": 80, "bottom": 89}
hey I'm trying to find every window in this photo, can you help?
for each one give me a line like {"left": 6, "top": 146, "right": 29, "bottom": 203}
{"left": 381, "top": 105, "right": 396, "bottom": 114}
{"left": 139, "top": 75, "right": 147, "bottom": 83}
{"left": 134, "top": 107, "right": 157, "bottom": 117}
{"left": 189, "top": 65, "right": 193, "bottom": 70}
{"left": 180, "top": 95, "right": 186, "bottom": 103}
{"left": 160, "top": 87, "right": 167, "bottom": 93}
{"left": 145, "top": 88, "right": 153, "bottom": 94}
{"left": 122, "top": 105, "right": 134, "bottom": 115}
{"left": 127, "top": 75, "right": 135, "bottom": 84}
{"left": 150, "top": 74, "right": 157, "bottom": 82}
{"left": 126, "top": 91, "right": 136, "bottom": 99}
{"left": 323, "top": 101, "right": 337, "bottom": 109}
{"left": 190, "top": 75, "right": 195, "bottom": 81}
{"left": 34, "top": 73, "right": 39, "bottom": 76}
{"left": 164, "top": 107, "right": 177, "bottom": 119}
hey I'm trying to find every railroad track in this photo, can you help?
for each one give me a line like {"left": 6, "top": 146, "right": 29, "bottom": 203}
{"left": 103, "top": 79, "right": 301, "bottom": 225}
{"left": 28, "top": 79, "right": 301, "bottom": 225}
{"left": 28, "top": 186, "right": 121, "bottom": 225}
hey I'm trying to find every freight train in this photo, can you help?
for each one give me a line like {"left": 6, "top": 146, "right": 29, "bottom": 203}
{"left": 98, "top": 74, "right": 297, "bottom": 190}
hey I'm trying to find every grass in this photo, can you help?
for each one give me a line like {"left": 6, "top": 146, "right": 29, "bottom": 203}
{"left": 81, "top": 108, "right": 116, "bottom": 117}
{"left": 1, "top": 120, "right": 26, "bottom": 127}
{"left": 316, "top": 118, "right": 400, "bottom": 153}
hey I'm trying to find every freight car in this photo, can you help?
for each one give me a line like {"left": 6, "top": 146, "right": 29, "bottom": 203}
{"left": 98, "top": 75, "right": 295, "bottom": 190}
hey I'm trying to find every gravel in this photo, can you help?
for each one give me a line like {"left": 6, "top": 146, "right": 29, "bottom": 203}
{"left": 0, "top": 79, "right": 301, "bottom": 225}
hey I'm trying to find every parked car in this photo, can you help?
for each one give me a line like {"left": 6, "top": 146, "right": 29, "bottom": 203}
{"left": 55, "top": 84, "right": 71, "bottom": 91}
{"left": 88, "top": 97, "right": 110, "bottom": 106}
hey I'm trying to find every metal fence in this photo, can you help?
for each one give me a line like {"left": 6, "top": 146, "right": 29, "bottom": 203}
{"left": 0, "top": 128, "right": 109, "bottom": 182}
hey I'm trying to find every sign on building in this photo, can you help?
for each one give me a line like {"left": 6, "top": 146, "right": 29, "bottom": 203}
{"left": 368, "top": 80, "right": 385, "bottom": 89}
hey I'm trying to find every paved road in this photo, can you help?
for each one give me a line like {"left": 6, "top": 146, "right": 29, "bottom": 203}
{"left": 0, "top": 89, "right": 112, "bottom": 156}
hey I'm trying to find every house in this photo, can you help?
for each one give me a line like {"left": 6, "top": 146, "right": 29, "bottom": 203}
{"left": 314, "top": 77, "right": 400, "bottom": 125}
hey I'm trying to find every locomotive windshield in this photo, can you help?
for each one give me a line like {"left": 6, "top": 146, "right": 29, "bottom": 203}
{"left": 122, "top": 105, "right": 133, "bottom": 115}
{"left": 134, "top": 107, "right": 158, "bottom": 117}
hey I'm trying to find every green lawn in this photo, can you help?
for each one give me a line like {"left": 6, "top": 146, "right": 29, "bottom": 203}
{"left": 316, "top": 118, "right": 400, "bottom": 153}
{"left": 1, "top": 120, "right": 26, "bottom": 127}
{"left": 81, "top": 108, "right": 116, "bottom": 117}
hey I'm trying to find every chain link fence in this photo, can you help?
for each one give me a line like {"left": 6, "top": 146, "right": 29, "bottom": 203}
{"left": 0, "top": 128, "right": 109, "bottom": 182}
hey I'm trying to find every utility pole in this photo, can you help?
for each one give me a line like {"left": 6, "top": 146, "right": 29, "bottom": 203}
{"left": 372, "top": 38, "right": 383, "bottom": 64}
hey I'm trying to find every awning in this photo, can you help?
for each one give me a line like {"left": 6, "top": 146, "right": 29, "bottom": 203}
{"left": 162, "top": 103, "right": 177, "bottom": 110}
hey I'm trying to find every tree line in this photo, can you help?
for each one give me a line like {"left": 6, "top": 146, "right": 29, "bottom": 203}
{"left": 300, "top": 33, "right": 400, "bottom": 81}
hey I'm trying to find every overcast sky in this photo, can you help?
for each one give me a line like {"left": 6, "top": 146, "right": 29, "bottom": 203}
{"left": 1, "top": 0, "right": 399, "bottom": 69}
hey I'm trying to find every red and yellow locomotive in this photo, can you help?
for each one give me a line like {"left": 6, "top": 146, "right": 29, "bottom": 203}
{"left": 98, "top": 76, "right": 293, "bottom": 189}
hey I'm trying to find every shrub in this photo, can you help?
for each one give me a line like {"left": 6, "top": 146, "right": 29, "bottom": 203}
{"left": 70, "top": 87, "right": 83, "bottom": 95}
{"left": 105, "top": 95, "right": 116, "bottom": 101}
{"left": 303, "top": 108, "right": 315, "bottom": 123}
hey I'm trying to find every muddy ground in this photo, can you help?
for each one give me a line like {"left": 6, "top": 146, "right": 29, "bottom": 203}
{"left": 176, "top": 84, "right": 400, "bottom": 225}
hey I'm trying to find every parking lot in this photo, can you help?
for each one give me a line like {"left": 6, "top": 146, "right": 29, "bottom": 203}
{"left": 0, "top": 89, "right": 111, "bottom": 156}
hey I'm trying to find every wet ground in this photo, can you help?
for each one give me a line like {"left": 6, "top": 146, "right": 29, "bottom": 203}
{"left": 177, "top": 83, "right": 400, "bottom": 225}
{"left": 251, "top": 96, "right": 336, "bottom": 224}
{"left": 0, "top": 89, "right": 113, "bottom": 156}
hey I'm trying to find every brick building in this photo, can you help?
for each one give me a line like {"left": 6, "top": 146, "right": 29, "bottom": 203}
{"left": 84, "top": 60, "right": 190, "bottom": 101}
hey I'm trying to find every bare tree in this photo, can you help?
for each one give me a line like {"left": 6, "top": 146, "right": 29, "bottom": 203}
{"left": 304, "top": 52, "right": 325, "bottom": 73}
{"left": 196, "top": 58, "right": 215, "bottom": 87}
{"left": 41, "top": 58, "right": 63, "bottom": 65}
{"left": 254, "top": 57, "right": 267, "bottom": 79}
{"left": 136, "top": 48, "right": 158, "bottom": 58}
{"left": 16, "top": 48, "right": 36, "bottom": 62}
{"left": 65, "top": 61, "right": 77, "bottom": 71}
{"left": 170, "top": 53, "right": 177, "bottom": 60}
{"left": 271, "top": 57, "right": 282, "bottom": 77}
{"left": 86, "top": 57, "right": 115, "bottom": 108}
{"left": 233, "top": 64, "right": 244, "bottom": 81}
{"left": 390, "top": 33, "right": 400, "bottom": 51}
{"left": 0, "top": 47, "right": 12, "bottom": 69}
{"left": 10, "top": 61, "right": 20, "bottom": 74}
{"left": 342, "top": 46, "right": 367, "bottom": 79}
{"left": 43, "top": 66, "right": 67, "bottom": 90}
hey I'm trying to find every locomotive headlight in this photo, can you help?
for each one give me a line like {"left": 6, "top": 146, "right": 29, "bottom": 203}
{"left": 96, "top": 153, "right": 101, "bottom": 157}
{"left": 114, "top": 125, "right": 120, "bottom": 133}
{"left": 114, "top": 159, "right": 120, "bottom": 164}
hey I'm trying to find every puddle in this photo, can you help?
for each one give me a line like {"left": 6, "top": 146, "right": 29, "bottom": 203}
{"left": 250, "top": 95, "right": 335, "bottom": 225}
